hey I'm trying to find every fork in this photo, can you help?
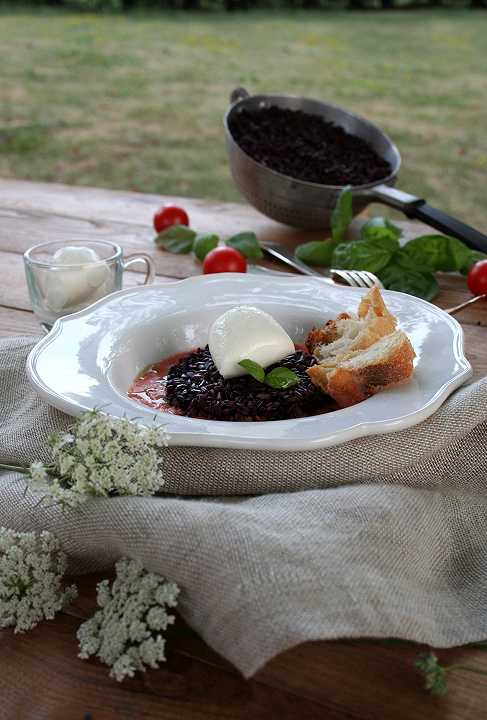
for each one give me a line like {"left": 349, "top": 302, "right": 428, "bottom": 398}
{"left": 261, "top": 242, "right": 384, "bottom": 289}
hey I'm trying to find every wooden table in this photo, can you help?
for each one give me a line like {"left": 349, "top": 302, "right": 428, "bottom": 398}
{"left": 1, "top": 178, "right": 487, "bottom": 720}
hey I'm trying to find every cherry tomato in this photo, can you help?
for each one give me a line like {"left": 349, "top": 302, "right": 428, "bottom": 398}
{"left": 467, "top": 260, "right": 487, "bottom": 296}
{"left": 202, "top": 247, "right": 247, "bottom": 274}
{"left": 153, "top": 206, "right": 189, "bottom": 233}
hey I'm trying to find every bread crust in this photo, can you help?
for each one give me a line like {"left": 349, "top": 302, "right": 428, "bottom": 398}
{"left": 308, "top": 334, "right": 415, "bottom": 408}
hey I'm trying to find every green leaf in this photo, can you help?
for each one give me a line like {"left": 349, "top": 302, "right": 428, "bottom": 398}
{"left": 332, "top": 234, "right": 399, "bottom": 274}
{"left": 360, "top": 216, "right": 402, "bottom": 244}
{"left": 238, "top": 359, "right": 265, "bottom": 383}
{"left": 415, "top": 652, "right": 448, "bottom": 697}
{"left": 402, "top": 234, "right": 486, "bottom": 274}
{"left": 379, "top": 263, "right": 439, "bottom": 301}
{"left": 155, "top": 225, "right": 196, "bottom": 254}
{"left": 225, "top": 232, "right": 263, "bottom": 260}
{"left": 193, "top": 233, "right": 219, "bottom": 262}
{"left": 295, "top": 240, "right": 337, "bottom": 267}
{"left": 331, "top": 186, "right": 353, "bottom": 244}
{"left": 390, "top": 248, "right": 421, "bottom": 271}
{"left": 265, "top": 367, "right": 300, "bottom": 389}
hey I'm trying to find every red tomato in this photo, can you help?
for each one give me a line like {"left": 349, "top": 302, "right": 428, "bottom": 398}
{"left": 202, "top": 247, "right": 247, "bottom": 274}
{"left": 153, "top": 206, "right": 189, "bottom": 233}
{"left": 467, "top": 260, "right": 487, "bottom": 296}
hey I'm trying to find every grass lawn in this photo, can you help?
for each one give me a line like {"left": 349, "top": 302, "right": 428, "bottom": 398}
{"left": 0, "top": 8, "right": 486, "bottom": 229}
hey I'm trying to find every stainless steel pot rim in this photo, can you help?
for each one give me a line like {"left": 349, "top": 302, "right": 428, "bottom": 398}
{"left": 223, "top": 92, "right": 402, "bottom": 193}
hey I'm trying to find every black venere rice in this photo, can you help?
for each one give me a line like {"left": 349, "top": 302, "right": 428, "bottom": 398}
{"left": 165, "top": 346, "right": 331, "bottom": 421}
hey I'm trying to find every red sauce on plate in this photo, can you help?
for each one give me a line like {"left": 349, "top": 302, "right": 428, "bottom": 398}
{"left": 128, "top": 350, "right": 193, "bottom": 414}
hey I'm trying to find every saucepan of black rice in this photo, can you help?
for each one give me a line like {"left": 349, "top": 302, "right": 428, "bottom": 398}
{"left": 224, "top": 87, "right": 487, "bottom": 254}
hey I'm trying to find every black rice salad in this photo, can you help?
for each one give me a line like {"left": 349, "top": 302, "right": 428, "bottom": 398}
{"left": 165, "top": 345, "right": 331, "bottom": 421}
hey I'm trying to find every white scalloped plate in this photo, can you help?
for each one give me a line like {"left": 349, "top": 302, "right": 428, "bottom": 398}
{"left": 27, "top": 274, "right": 472, "bottom": 451}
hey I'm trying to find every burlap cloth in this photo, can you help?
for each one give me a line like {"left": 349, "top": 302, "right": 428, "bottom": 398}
{"left": 1, "top": 336, "right": 487, "bottom": 676}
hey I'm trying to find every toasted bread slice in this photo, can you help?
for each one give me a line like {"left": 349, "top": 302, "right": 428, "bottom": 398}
{"left": 307, "top": 330, "right": 415, "bottom": 408}
{"left": 306, "top": 287, "right": 415, "bottom": 408}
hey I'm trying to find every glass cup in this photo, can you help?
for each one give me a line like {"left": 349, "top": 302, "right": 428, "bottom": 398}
{"left": 24, "top": 240, "right": 155, "bottom": 327}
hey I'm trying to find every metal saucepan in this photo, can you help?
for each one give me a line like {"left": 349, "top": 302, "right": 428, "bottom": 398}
{"left": 224, "top": 87, "right": 487, "bottom": 254}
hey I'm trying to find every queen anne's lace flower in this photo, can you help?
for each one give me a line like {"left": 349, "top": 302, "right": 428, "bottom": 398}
{"left": 77, "top": 558, "right": 179, "bottom": 682}
{"left": 0, "top": 528, "right": 77, "bottom": 632}
{"left": 26, "top": 410, "right": 169, "bottom": 508}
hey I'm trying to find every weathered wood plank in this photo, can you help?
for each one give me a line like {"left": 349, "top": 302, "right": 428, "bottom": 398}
{"left": 0, "top": 178, "right": 433, "bottom": 249}
{"left": 0, "top": 178, "right": 321, "bottom": 243}
{"left": 63, "top": 575, "right": 487, "bottom": 720}
{"left": 2, "top": 244, "right": 486, "bottom": 327}
{"left": 0, "top": 206, "right": 292, "bottom": 280}
{"left": 0, "top": 305, "right": 40, "bottom": 337}
{"left": 0, "top": 207, "right": 204, "bottom": 280}
{"left": 0, "top": 611, "right": 347, "bottom": 720}
{"left": 54, "top": 575, "right": 487, "bottom": 720}
{"left": 255, "top": 641, "right": 487, "bottom": 720}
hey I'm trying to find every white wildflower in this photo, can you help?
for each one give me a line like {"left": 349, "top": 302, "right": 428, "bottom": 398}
{"left": 26, "top": 410, "right": 169, "bottom": 508}
{"left": 29, "top": 461, "right": 48, "bottom": 483}
{"left": 77, "top": 558, "right": 179, "bottom": 681}
{"left": 0, "top": 528, "right": 77, "bottom": 633}
{"left": 111, "top": 654, "right": 137, "bottom": 682}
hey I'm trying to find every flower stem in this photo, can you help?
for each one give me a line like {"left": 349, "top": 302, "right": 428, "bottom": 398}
{"left": 448, "top": 664, "right": 487, "bottom": 677}
{"left": 0, "top": 463, "right": 29, "bottom": 474}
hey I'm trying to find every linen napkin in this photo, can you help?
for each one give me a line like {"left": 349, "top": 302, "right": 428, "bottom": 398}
{"left": 1, "top": 336, "right": 487, "bottom": 677}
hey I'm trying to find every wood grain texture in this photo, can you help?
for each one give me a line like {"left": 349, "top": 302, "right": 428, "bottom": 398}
{"left": 60, "top": 576, "right": 487, "bottom": 720}
{"left": 0, "top": 179, "right": 487, "bottom": 720}
{"left": 0, "top": 305, "right": 41, "bottom": 337}
{"left": 0, "top": 614, "right": 334, "bottom": 720}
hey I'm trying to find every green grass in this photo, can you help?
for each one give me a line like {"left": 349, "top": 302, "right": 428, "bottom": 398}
{"left": 0, "top": 8, "right": 486, "bottom": 229}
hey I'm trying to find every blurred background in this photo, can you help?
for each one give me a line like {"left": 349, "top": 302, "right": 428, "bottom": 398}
{"left": 1, "top": 4, "right": 486, "bottom": 227}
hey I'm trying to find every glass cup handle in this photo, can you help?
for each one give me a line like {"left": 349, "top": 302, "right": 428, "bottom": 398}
{"left": 122, "top": 253, "right": 155, "bottom": 285}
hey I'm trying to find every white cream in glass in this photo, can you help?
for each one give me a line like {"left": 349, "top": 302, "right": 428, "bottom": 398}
{"left": 24, "top": 240, "right": 154, "bottom": 326}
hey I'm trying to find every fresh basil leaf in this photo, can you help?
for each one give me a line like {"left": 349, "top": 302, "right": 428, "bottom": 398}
{"left": 193, "top": 233, "right": 219, "bottom": 262}
{"left": 332, "top": 234, "right": 398, "bottom": 274}
{"left": 155, "top": 225, "right": 196, "bottom": 254}
{"left": 379, "top": 263, "right": 439, "bottom": 301}
{"left": 238, "top": 359, "right": 265, "bottom": 383}
{"left": 390, "top": 248, "right": 420, "bottom": 271}
{"left": 265, "top": 367, "right": 300, "bottom": 390}
{"left": 331, "top": 186, "right": 353, "bottom": 244}
{"left": 402, "top": 234, "right": 486, "bottom": 274}
{"left": 360, "top": 216, "right": 402, "bottom": 244}
{"left": 225, "top": 232, "right": 263, "bottom": 260}
{"left": 295, "top": 240, "right": 337, "bottom": 267}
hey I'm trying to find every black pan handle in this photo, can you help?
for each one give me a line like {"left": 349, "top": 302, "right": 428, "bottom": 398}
{"left": 366, "top": 184, "right": 487, "bottom": 255}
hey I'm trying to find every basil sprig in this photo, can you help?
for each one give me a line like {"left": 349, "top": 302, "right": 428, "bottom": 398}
{"left": 295, "top": 239, "right": 337, "bottom": 267}
{"left": 155, "top": 227, "right": 263, "bottom": 262}
{"left": 238, "top": 359, "right": 265, "bottom": 383}
{"left": 294, "top": 186, "right": 353, "bottom": 267}
{"left": 226, "top": 232, "right": 263, "bottom": 260}
{"left": 265, "top": 366, "right": 300, "bottom": 389}
{"left": 193, "top": 233, "right": 219, "bottom": 262}
{"left": 294, "top": 186, "right": 486, "bottom": 301}
{"left": 155, "top": 225, "right": 196, "bottom": 254}
{"left": 332, "top": 226, "right": 484, "bottom": 302}
{"left": 238, "top": 359, "right": 299, "bottom": 389}
{"left": 331, "top": 185, "right": 353, "bottom": 243}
